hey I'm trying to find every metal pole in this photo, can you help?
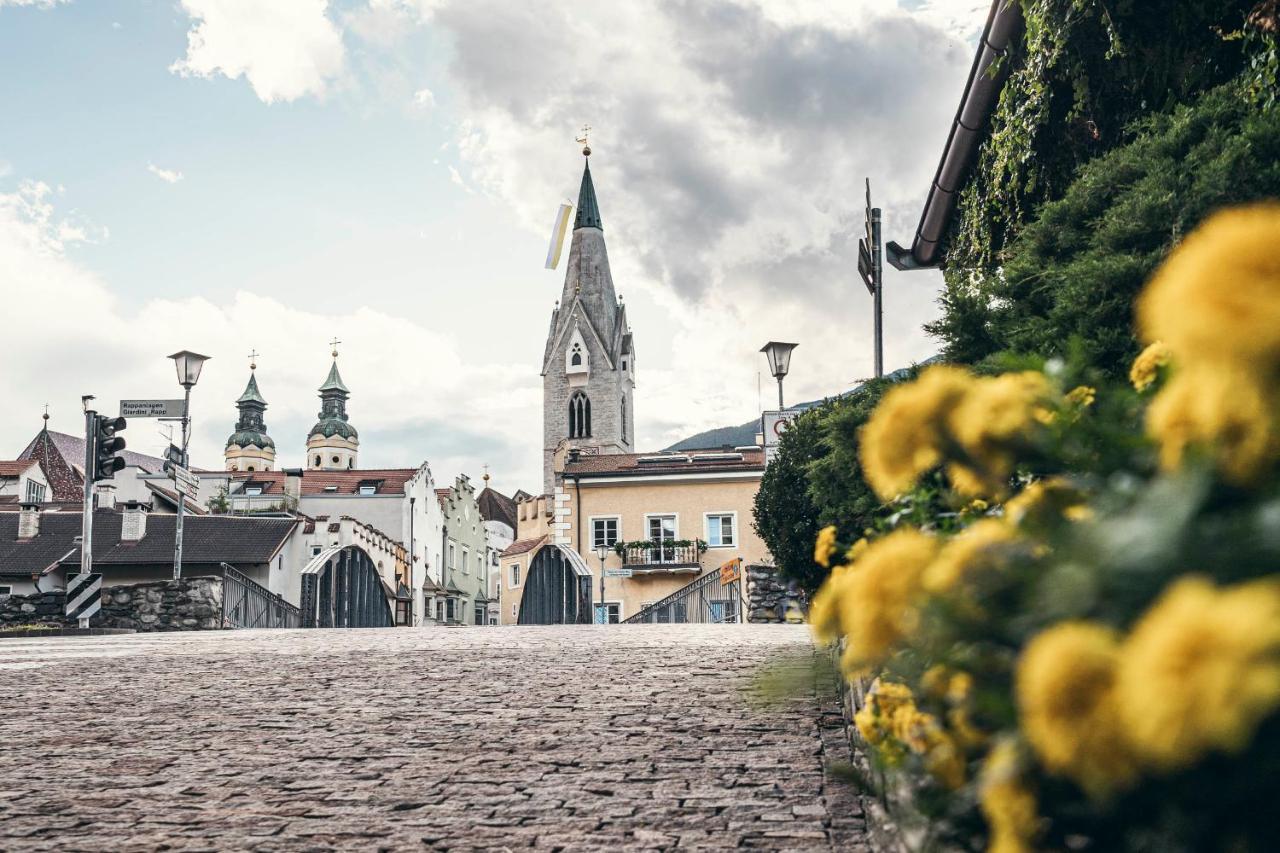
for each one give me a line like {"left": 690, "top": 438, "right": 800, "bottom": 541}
{"left": 80, "top": 409, "right": 96, "bottom": 629}
{"left": 776, "top": 377, "right": 785, "bottom": 410}
{"left": 598, "top": 555, "right": 606, "bottom": 624}
{"left": 173, "top": 385, "right": 191, "bottom": 580}
{"left": 872, "top": 207, "right": 884, "bottom": 379}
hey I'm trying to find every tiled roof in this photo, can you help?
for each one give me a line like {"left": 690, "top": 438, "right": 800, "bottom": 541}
{"left": 0, "top": 460, "right": 38, "bottom": 478}
{"left": 476, "top": 487, "right": 517, "bottom": 531}
{"left": 435, "top": 488, "right": 450, "bottom": 507}
{"left": 145, "top": 482, "right": 207, "bottom": 515}
{"left": 501, "top": 535, "right": 548, "bottom": 558}
{"left": 563, "top": 448, "right": 766, "bottom": 477}
{"left": 0, "top": 513, "right": 79, "bottom": 577}
{"left": 22, "top": 429, "right": 168, "bottom": 473}
{"left": 225, "top": 469, "right": 419, "bottom": 496}
{"left": 18, "top": 430, "right": 83, "bottom": 501}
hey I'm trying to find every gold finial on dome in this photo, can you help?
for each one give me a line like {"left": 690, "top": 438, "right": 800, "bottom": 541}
{"left": 248, "top": 348, "right": 259, "bottom": 371}
{"left": 576, "top": 124, "right": 592, "bottom": 157}
{"left": 329, "top": 337, "right": 341, "bottom": 359}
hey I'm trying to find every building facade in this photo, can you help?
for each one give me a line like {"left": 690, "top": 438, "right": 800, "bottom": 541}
{"left": 542, "top": 152, "right": 636, "bottom": 492}
{"left": 435, "top": 475, "right": 490, "bottom": 625}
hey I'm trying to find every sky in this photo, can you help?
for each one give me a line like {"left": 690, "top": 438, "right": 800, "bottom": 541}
{"left": 0, "top": 0, "right": 984, "bottom": 494}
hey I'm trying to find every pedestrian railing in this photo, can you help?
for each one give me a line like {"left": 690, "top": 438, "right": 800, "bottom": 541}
{"left": 623, "top": 569, "right": 741, "bottom": 624}
{"left": 221, "top": 563, "right": 301, "bottom": 629}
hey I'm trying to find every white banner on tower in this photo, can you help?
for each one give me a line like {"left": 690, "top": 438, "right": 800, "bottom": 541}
{"left": 545, "top": 202, "right": 573, "bottom": 270}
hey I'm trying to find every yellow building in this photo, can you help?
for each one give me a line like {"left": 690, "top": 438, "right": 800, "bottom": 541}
{"left": 501, "top": 449, "right": 769, "bottom": 624}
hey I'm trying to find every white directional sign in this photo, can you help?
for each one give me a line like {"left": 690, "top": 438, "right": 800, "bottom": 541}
{"left": 761, "top": 409, "right": 805, "bottom": 462}
{"left": 120, "top": 399, "right": 186, "bottom": 418}
{"left": 604, "top": 568, "right": 633, "bottom": 578}
{"left": 171, "top": 465, "right": 200, "bottom": 500}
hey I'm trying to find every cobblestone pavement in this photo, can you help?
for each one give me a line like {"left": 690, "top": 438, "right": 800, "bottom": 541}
{"left": 0, "top": 625, "right": 868, "bottom": 851}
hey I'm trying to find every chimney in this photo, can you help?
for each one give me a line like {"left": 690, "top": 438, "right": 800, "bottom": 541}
{"left": 121, "top": 501, "right": 149, "bottom": 542}
{"left": 17, "top": 502, "right": 40, "bottom": 539}
{"left": 95, "top": 483, "right": 116, "bottom": 510}
{"left": 283, "top": 468, "right": 304, "bottom": 504}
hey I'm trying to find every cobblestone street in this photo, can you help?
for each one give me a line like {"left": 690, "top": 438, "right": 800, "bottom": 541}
{"left": 0, "top": 625, "right": 867, "bottom": 851}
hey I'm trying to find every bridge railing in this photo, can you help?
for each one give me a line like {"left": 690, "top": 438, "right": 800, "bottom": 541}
{"left": 623, "top": 569, "right": 741, "bottom": 624}
{"left": 221, "top": 563, "right": 301, "bottom": 629}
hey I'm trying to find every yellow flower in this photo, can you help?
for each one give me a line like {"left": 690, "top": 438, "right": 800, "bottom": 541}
{"left": 860, "top": 366, "right": 974, "bottom": 500}
{"left": 814, "top": 525, "right": 839, "bottom": 568}
{"left": 1145, "top": 365, "right": 1277, "bottom": 484}
{"left": 1116, "top": 575, "right": 1280, "bottom": 771}
{"left": 1129, "top": 341, "right": 1171, "bottom": 392}
{"left": 1016, "top": 622, "right": 1138, "bottom": 797}
{"left": 827, "top": 529, "right": 940, "bottom": 673}
{"left": 855, "top": 679, "right": 915, "bottom": 761}
{"left": 924, "top": 519, "right": 1018, "bottom": 593}
{"left": 946, "top": 371, "right": 1052, "bottom": 496}
{"left": 846, "top": 537, "right": 869, "bottom": 562}
{"left": 980, "top": 740, "right": 1040, "bottom": 853}
{"left": 1003, "top": 478, "right": 1089, "bottom": 527}
{"left": 808, "top": 563, "right": 853, "bottom": 644}
{"left": 1065, "top": 385, "right": 1096, "bottom": 408}
{"left": 968, "top": 498, "right": 990, "bottom": 513}
{"left": 1137, "top": 203, "right": 1280, "bottom": 375}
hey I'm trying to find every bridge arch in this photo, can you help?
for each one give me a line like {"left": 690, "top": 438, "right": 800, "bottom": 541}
{"left": 299, "top": 545, "right": 395, "bottom": 628}
{"left": 516, "top": 544, "right": 594, "bottom": 625}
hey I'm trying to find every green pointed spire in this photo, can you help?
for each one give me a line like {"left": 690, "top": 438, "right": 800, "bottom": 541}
{"left": 236, "top": 372, "right": 267, "bottom": 405}
{"left": 573, "top": 159, "right": 602, "bottom": 231}
{"left": 318, "top": 360, "right": 349, "bottom": 394}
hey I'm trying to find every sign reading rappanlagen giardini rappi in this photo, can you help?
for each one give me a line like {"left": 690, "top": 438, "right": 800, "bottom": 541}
{"left": 120, "top": 399, "right": 186, "bottom": 418}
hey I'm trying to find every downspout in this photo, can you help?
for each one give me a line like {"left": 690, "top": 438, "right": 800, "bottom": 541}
{"left": 886, "top": 0, "right": 1023, "bottom": 270}
{"left": 574, "top": 475, "right": 582, "bottom": 556}
{"left": 408, "top": 495, "right": 415, "bottom": 626}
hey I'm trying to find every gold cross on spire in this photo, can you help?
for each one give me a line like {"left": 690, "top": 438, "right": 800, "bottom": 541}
{"left": 329, "top": 337, "right": 341, "bottom": 358}
{"left": 576, "top": 124, "right": 592, "bottom": 156}
{"left": 248, "top": 348, "right": 259, "bottom": 370}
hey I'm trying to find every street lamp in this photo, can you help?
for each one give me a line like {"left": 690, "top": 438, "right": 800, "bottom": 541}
{"left": 167, "top": 350, "right": 210, "bottom": 580}
{"left": 760, "top": 341, "right": 798, "bottom": 409}
{"left": 594, "top": 543, "right": 610, "bottom": 624}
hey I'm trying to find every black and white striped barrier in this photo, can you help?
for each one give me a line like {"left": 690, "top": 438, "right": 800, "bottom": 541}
{"left": 65, "top": 572, "right": 103, "bottom": 628}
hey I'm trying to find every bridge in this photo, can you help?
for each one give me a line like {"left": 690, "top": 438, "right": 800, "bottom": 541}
{"left": 0, "top": 625, "right": 870, "bottom": 850}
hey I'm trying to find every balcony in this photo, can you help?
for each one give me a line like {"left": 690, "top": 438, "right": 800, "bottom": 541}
{"left": 617, "top": 541, "right": 706, "bottom": 574}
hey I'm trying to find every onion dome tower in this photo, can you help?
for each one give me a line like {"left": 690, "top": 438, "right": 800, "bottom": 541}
{"left": 225, "top": 354, "right": 276, "bottom": 472}
{"left": 306, "top": 341, "right": 359, "bottom": 470}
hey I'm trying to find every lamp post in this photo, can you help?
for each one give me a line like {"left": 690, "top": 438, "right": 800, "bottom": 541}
{"left": 760, "top": 342, "right": 799, "bottom": 409}
{"left": 594, "top": 543, "right": 610, "bottom": 624}
{"left": 168, "top": 350, "right": 209, "bottom": 580}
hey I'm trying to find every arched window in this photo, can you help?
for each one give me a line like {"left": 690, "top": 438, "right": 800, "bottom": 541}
{"left": 620, "top": 397, "right": 627, "bottom": 443}
{"left": 568, "top": 392, "right": 592, "bottom": 438}
{"left": 314, "top": 455, "right": 321, "bottom": 466}
{"left": 570, "top": 348, "right": 582, "bottom": 367}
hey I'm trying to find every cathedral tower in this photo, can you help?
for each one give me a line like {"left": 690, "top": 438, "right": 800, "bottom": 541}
{"left": 542, "top": 147, "right": 636, "bottom": 491}
{"left": 307, "top": 345, "right": 360, "bottom": 470}
{"left": 225, "top": 358, "right": 276, "bottom": 472}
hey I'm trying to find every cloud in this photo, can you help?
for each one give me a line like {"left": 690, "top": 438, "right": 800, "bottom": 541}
{"left": 0, "top": 0, "right": 71, "bottom": 7}
{"left": 147, "top": 163, "right": 184, "bottom": 184}
{"left": 0, "top": 179, "right": 540, "bottom": 489}
{"left": 170, "top": 0, "right": 347, "bottom": 104}
{"left": 412, "top": 87, "right": 435, "bottom": 108}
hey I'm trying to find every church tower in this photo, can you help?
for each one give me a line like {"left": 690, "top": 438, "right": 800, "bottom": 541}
{"left": 542, "top": 145, "right": 636, "bottom": 491}
{"left": 307, "top": 344, "right": 360, "bottom": 470}
{"left": 224, "top": 357, "right": 276, "bottom": 472}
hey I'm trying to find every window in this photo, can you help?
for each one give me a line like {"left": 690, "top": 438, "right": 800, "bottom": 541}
{"left": 358, "top": 485, "right": 376, "bottom": 495}
{"left": 474, "top": 605, "right": 485, "bottom": 625}
{"left": 462, "top": 547, "right": 470, "bottom": 573}
{"left": 445, "top": 598, "right": 456, "bottom": 621}
{"left": 331, "top": 455, "right": 340, "bottom": 464}
{"left": 707, "top": 600, "right": 739, "bottom": 623}
{"left": 0, "top": 585, "right": 11, "bottom": 600}
{"left": 647, "top": 515, "right": 677, "bottom": 562}
{"left": 510, "top": 562, "right": 522, "bottom": 586}
{"left": 620, "top": 398, "right": 627, "bottom": 443}
{"left": 24, "top": 480, "right": 46, "bottom": 503}
{"left": 436, "top": 600, "right": 444, "bottom": 621}
{"left": 314, "top": 455, "right": 321, "bottom": 466}
{"left": 706, "top": 513, "right": 736, "bottom": 547}
{"left": 570, "top": 349, "right": 582, "bottom": 366}
{"left": 591, "top": 517, "right": 620, "bottom": 549}
{"left": 477, "top": 553, "right": 484, "bottom": 577}
{"left": 246, "top": 466, "right": 254, "bottom": 472}
{"left": 448, "top": 543, "right": 456, "bottom": 569}
{"left": 245, "top": 486, "right": 263, "bottom": 496}
{"left": 311, "top": 546, "right": 323, "bottom": 556}
{"left": 568, "top": 392, "right": 591, "bottom": 438}
{"left": 602, "top": 602, "right": 621, "bottom": 623}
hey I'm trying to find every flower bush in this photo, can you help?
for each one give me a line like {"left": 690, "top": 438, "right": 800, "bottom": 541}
{"left": 810, "top": 206, "right": 1280, "bottom": 852}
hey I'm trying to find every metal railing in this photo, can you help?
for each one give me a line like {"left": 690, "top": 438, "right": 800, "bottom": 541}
{"left": 623, "top": 569, "right": 742, "bottom": 624}
{"left": 221, "top": 563, "right": 301, "bottom": 629}
{"left": 619, "top": 543, "right": 703, "bottom": 570}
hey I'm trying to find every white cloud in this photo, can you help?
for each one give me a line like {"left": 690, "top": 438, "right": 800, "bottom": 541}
{"left": 147, "top": 163, "right": 184, "bottom": 184}
{"left": 170, "top": 0, "right": 347, "bottom": 104}
{"left": 0, "top": 0, "right": 71, "bottom": 8}
{"left": 0, "top": 180, "right": 539, "bottom": 488}
{"left": 412, "top": 87, "right": 435, "bottom": 108}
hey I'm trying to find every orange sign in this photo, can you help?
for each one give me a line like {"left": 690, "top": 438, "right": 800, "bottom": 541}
{"left": 719, "top": 558, "right": 742, "bottom": 585}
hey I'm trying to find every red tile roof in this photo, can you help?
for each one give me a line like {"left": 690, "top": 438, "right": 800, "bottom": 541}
{"left": 225, "top": 469, "right": 420, "bottom": 496}
{"left": 563, "top": 448, "right": 766, "bottom": 478}
{"left": 0, "top": 460, "right": 38, "bottom": 477}
{"left": 501, "top": 535, "right": 548, "bottom": 558}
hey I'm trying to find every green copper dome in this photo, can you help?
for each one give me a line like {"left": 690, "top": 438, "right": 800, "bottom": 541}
{"left": 308, "top": 418, "right": 359, "bottom": 440}
{"left": 226, "top": 429, "right": 276, "bottom": 450}
{"left": 227, "top": 371, "right": 274, "bottom": 450}
{"left": 308, "top": 358, "right": 357, "bottom": 441}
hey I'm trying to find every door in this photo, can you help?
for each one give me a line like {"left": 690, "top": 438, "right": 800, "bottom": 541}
{"left": 647, "top": 515, "right": 676, "bottom": 563}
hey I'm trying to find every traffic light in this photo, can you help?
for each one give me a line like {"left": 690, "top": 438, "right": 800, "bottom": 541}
{"left": 92, "top": 415, "right": 127, "bottom": 482}
{"left": 162, "top": 442, "right": 186, "bottom": 475}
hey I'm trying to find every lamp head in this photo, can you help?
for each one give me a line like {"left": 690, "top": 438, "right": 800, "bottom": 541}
{"left": 168, "top": 350, "right": 211, "bottom": 388}
{"left": 760, "top": 341, "right": 798, "bottom": 380}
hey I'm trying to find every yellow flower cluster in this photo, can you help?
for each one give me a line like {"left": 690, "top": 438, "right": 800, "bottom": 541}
{"left": 809, "top": 529, "right": 938, "bottom": 672}
{"left": 979, "top": 740, "right": 1039, "bottom": 853}
{"left": 1016, "top": 576, "right": 1280, "bottom": 795}
{"left": 1136, "top": 204, "right": 1280, "bottom": 483}
{"left": 860, "top": 366, "right": 1052, "bottom": 500}
{"left": 923, "top": 519, "right": 1018, "bottom": 594}
{"left": 1064, "top": 385, "right": 1096, "bottom": 408}
{"left": 1129, "top": 341, "right": 1171, "bottom": 392}
{"left": 854, "top": 678, "right": 966, "bottom": 789}
{"left": 1002, "top": 478, "right": 1089, "bottom": 527}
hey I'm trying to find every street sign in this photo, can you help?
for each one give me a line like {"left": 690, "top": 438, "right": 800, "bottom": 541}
{"left": 65, "top": 572, "right": 102, "bottom": 626}
{"left": 170, "top": 464, "right": 199, "bottom": 500}
{"left": 719, "top": 558, "right": 742, "bottom": 585}
{"left": 857, "top": 238, "right": 875, "bottom": 295}
{"left": 120, "top": 399, "right": 186, "bottom": 418}
{"left": 761, "top": 409, "right": 804, "bottom": 462}
{"left": 604, "top": 569, "right": 633, "bottom": 578}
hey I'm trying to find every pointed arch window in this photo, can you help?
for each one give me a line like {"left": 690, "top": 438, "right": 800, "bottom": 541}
{"left": 621, "top": 397, "right": 627, "bottom": 444}
{"left": 569, "top": 392, "right": 592, "bottom": 438}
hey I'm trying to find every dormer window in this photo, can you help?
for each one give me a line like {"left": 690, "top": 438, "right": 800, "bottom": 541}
{"left": 565, "top": 327, "right": 589, "bottom": 383}
{"left": 245, "top": 486, "right": 263, "bottom": 496}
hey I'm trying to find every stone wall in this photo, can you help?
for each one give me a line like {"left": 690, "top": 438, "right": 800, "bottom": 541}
{"left": 0, "top": 577, "right": 225, "bottom": 632}
{"left": 744, "top": 563, "right": 806, "bottom": 623}
{"left": 97, "top": 578, "right": 224, "bottom": 631}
